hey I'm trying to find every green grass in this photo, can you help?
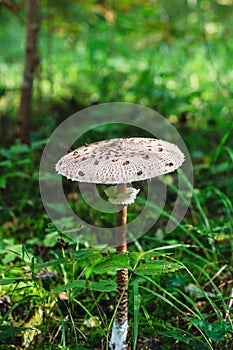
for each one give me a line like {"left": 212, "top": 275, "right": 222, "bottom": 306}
{"left": 0, "top": 122, "right": 232, "bottom": 349}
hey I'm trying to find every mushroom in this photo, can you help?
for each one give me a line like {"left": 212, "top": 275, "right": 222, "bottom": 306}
{"left": 55, "top": 137, "right": 185, "bottom": 350}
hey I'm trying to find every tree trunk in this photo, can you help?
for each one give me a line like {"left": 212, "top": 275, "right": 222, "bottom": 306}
{"left": 15, "top": 0, "right": 40, "bottom": 144}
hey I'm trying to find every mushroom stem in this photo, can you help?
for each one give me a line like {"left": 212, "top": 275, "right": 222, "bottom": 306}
{"left": 116, "top": 183, "right": 127, "bottom": 253}
{"left": 110, "top": 183, "right": 128, "bottom": 350}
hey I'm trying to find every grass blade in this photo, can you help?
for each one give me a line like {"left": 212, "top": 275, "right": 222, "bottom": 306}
{"left": 133, "top": 280, "right": 140, "bottom": 350}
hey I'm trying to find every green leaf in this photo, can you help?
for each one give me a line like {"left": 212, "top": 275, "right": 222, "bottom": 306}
{"left": 89, "top": 280, "right": 116, "bottom": 292}
{"left": 43, "top": 230, "right": 59, "bottom": 247}
{"left": 184, "top": 283, "right": 216, "bottom": 299}
{"left": 53, "top": 279, "right": 116, "bottom": 293}
{"left": 53, "top": 280, "right": 86, "bottom": 293}
{"left": 0, "top": 160, "right": 12, "bottom": 167}
{"left": 10, "top": 143, "right": 30, "bottom": 154}
{"left": 191, "top": 319, "right": 231, "bottom": 341}
{"left": 0, "top": 144, "right": 30, "bottom": 159}
{"left": 6, "top": 172, "right": 30, "bottom": 179}
{"left": 129, "top": 252, "right": 145, "bottom": 268}
{"left": 0, "top": 177, "right": 6, "bottom": 189}
{"left": 93, "top": 253, "right": 131, "bottom": 274}
{"left": 0, "top": 326, "right": 28, "bottom": 340}
{"left": 35, "top": 258, "right": 68, "bottom": 270}
{"left": 70, "top": 248, "right": 103, "bottom": 261}
{"left": 158, "top": 329, "right": 209, "bottom": 349}
{"left": 0, "top": 149, "right": 13, "bottom": 158}
{"left": 133, "top": 280, "right": 140, "bottom": 350}
{"left": 0, "top": 295, "right": 37, "bottom": 325}
{"left": 2, "top": 244, "right": 33, "bottom": 264}
{"left": 128, "top": 251, "right": 170, "bottom": 267}
{"left": 142, "top": 251, "right": 171, "bottom": 260}
{"left": 31, "top": 139, "right": 48, "bottom": 149}
{"left": 134, "top": 260, "right": 184, "bottom": 275}
{"left": 0, "top": 278, "right": 19, "bottom": 285}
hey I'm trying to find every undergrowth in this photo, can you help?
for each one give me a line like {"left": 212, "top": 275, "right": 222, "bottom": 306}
{"left": 0, "top": 128, "right": 232, "bottom": 349}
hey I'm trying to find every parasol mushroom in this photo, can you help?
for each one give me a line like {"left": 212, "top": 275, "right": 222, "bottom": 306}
{"left": 55, "top": 137, "right": 185, "bottom": 350}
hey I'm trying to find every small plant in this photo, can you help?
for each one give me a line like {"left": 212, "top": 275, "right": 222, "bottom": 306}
{"left": 56, "top": 137, "right": 184, "bottom": 349}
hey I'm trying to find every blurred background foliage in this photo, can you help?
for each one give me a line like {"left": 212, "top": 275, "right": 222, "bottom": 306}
{"left": 0, "top": 0, "right": 233, "bottom": 140}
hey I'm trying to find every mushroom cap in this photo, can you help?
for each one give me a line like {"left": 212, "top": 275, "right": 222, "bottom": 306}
{"left": 55, "top": 137, "right": 185, "bottom": 184}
